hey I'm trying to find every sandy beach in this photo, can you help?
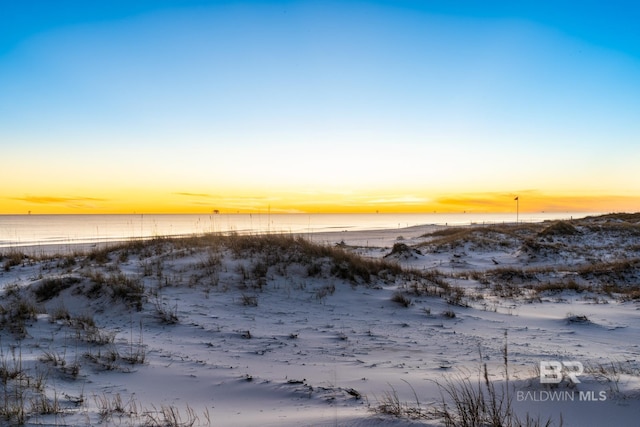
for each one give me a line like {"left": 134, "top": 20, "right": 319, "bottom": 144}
{"left": 0, "top": 213, "right": 638, "bottom": 426}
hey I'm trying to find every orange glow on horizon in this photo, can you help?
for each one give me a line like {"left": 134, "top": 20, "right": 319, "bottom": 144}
{"left": 2, "top": 190, "right": 637, "bottom": 215}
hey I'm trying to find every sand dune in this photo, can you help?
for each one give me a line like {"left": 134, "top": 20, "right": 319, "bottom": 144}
{"left": 0, "top": 214, "right": 639, "bottom": 426}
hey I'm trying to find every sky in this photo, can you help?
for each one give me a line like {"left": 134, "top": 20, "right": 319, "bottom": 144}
{"left": 1, "top": 0, "right": 639, "bottom": 214}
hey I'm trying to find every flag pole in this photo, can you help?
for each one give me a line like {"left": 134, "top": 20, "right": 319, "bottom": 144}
{"left": 514, "top": 196, "right": 519, "bottom": 224}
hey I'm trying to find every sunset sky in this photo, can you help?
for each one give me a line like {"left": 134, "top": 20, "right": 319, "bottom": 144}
{"left": 1, "top": 1, "right": 639, "bottom": 214}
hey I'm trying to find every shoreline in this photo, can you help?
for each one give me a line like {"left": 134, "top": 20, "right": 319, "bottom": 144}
{"left": 1, "top": 210, "right": 619, "bottom": 257}
{"left": 1, "top": 223, "right": 445, "bottom": 257}
{"left": 0, "top": 212, "right": 596, "bottom": 254}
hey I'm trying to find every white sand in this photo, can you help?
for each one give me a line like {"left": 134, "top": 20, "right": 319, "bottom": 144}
{"left": 0, "top": 218, "right": 638, "bottom": 426}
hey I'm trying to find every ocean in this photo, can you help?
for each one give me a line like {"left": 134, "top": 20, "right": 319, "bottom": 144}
{"left": 0, "top": 212, "right": 599, "bottom": 250}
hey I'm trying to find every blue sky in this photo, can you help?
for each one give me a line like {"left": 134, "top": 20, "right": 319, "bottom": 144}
{"left": 1, "top": 1, "right": 639, "bottom": 213}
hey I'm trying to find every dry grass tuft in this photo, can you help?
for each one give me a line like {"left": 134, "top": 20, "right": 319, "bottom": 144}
{"left": 2, "top": 251, "right": 28, "bottom": 271}
{"left": 34, "top": 276, "right": 81, "bottom": 302}
{"left": 391, "top": 292, "right": 412, "bottom": 307}
{"left": 538, "top": 221, "right": 579, "bottom": 237}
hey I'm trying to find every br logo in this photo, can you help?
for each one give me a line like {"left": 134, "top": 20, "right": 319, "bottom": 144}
{"left": 540, "top": 361, "right": 584, "bottom": 384}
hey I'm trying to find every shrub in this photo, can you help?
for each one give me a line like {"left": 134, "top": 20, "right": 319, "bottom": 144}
{"left": 602, "top": 283, "right": 640, "bottom": 300}
{"left": 0, "top": 294, "right": 39, "bottom": 337}
{"left": 2, "top": 251, "right": 26, "bottom": 271}
{"left": 104, "top": 273, "right": 145, "bottom": 309}
{"left": 533, "top": 280, "right": 587, "bottom": 294}
{"left": 539, "top": 221, "right": 579, "bottom": 237}
{"left": 34, "top": 276, "right": 81, "bottom": 302}
{"left": 252, "top": 261, "right": 269, "bottom": 279}
{"left": 374, "top": 383, "right": 428, "bottom": 419}
{"left": 121, "top": 321, "right": 146, "bottom": 365}
{"left": 240, "top": 294, "right": 258, "bottom": 307}
{"left": 87, "top": 247, "right": 111, "bottom": 264}
{"left": 442, "top": 309, "right": 456, "bottom": 319}
{"left": 446, "top": 286, "right": 467, "bottom": 306}
{"left": 566, "top": 313, "right": 590, "bottom": 324}
{"left": 154, "top": 297, "right": 179, "bottom": 324}
{"left": 315, "top": 284, "right": 336, "bottom": 300}
{"left": 391, "top": 292, "right": 412, "bottom": 307}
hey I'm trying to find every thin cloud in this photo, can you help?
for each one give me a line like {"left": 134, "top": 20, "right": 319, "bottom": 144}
{"left": 436, "top": 197, "right": 507, "bottom": 209}
{"left": 365, "top": 196, "right": 427, "bottom": 205}
{"left": 434, "top": 191, "right": 638, "bottom": 213}
{"left": 173, "top": 192, "right": 216, "bottom": 198}
{"left": 173, "top": 193, "right": 274, "bottom": 201}
{"left": 435, "top": 190, "right": 543, "bottom": 209}
{"left": 12, "top": 196, "right": 107, "bottom": 205}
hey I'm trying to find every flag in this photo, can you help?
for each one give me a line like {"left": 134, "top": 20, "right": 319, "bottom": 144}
{"left": 514, "top": 196, "right": 519, "bottom": 201}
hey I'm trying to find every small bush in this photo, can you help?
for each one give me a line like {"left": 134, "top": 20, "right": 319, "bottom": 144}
{"left": 87, "top": 247, "right": 111, "bottom": 264}
{"left": 442, "top": 309, "right": 456, "bottom": 319}
{"left": 34, "top": 276, "right": 81, "bottom": 302}
{"left": 446, "top": 286, "right": 467, "bottom": 306}
{"left": 391, "top": 291, "right": 412, "bottom": 307}
{"left": 2, "top": 251, "right": 26, "bottom": 271}
{"left": 49, "top": 305, "right": 71, "bottom": 322}
{"left": 374, "top": 383, "right": 428, "bottom": 419}
{"left": 83, "top": 327, "right": 116, "bottom": 346}
{"left": 566, "top": 313, "right": 590, "bottom": 324}
{"left": 105, "top": 273, "right": 145, "bottom": 309}
{"left": 602, "top": 283, "right": 640, "bottom": 300}
{"left": 83, "top": 347, "right": 121, "bottom": 371}
{"left": 315, "top": 284, "right": 336, "bottom": 300}
{"left": 154, "top": 297, "right": 179, "bottom": 324}
{"left": 534, "top": 280, "right": 587, "bottom": 294}
{"left": 539, "top": 221, "right": 579, "bottom": 237}
{"left": 307, "top": 262, "right": 323, "bottom": 277}
{"left": 121, "top": 321, "right": 146, "bottom": 365}
{"left": 144, "top": 404, "right": 202, "bottom": 427}
{"left": 252, "top": 261, "right": 269, "bottom": 279}
{"left": 240, "top": 294, "right": 258, "bottom": 307}
{"left": 0, "top": 294, "right": 39, "bottom": 337}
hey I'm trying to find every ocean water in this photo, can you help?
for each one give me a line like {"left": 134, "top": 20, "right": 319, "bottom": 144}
{"left": 0, "top": 212, "right": 597, "bottom": 249}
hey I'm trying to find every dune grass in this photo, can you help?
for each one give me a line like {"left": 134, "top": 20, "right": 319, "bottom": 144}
{"left": 2, "top": 217, "right": 638, "bottom": 425}
{"left": 373, "top": 333, "right": 563, "bottom": 426}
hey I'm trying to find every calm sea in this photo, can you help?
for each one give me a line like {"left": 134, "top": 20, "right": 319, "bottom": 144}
{"left": 0, "top": 212, "right": 597, "bottom": 249}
